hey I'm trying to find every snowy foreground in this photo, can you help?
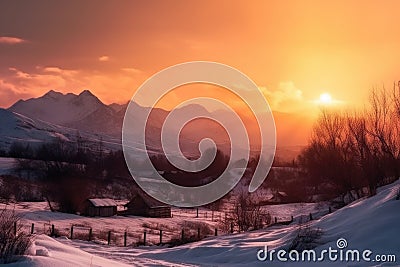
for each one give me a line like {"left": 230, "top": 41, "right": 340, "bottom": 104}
{"left": 6, "top": 180, "right": 400, "bottom": 267}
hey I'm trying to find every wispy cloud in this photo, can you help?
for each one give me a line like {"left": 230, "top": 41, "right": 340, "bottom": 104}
{"left": 121, "top": 67, "right": 142, "bottom": 74}
{"left": 0, "top": 36, "right": 26, "bottom": 44}
{"left": 98, "top": 55, "right": 110, "bottom": 62}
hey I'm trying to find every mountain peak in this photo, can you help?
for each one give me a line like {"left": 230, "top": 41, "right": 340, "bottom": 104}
{"left": 8, "top": 89, "right": 107, "bottom": 125}
{"left": 43, "top": 90, "right": 64, "bottom": 98}
{"left": 79, "top": 89, "right": 95, "bottom": 98}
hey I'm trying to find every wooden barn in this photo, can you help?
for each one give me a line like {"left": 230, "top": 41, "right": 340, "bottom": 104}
{"left": 123, "top": 191, "right": 171, "bottom": 218}
{"left": 83, "top": 198, "right": 117, "bottom": 217}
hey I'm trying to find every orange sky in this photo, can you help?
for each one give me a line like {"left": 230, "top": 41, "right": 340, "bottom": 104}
{"left": 1, "top": 1, "right": 400, "bottom": 116}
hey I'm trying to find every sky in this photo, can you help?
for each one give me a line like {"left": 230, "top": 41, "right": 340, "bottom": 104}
{"left": 1, "top": 1, "right": 400, "bottom": 115}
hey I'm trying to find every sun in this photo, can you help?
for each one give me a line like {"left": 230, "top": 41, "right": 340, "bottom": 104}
{"left": 319, "top": 93, "right": 332, "bottom": 104}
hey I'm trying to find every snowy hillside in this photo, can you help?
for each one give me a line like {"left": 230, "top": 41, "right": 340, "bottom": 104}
{"left": 6, "top": 179, "right": 400, "bottom": 266}
{"left": 0, "top": 108, "right": 121, "bottom": 152}
{"left": 0, "top": 108, "right": 72, "bottom": 150}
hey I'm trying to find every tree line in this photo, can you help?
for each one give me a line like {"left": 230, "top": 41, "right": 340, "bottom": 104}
{"left": 298, "top": 83, "right": 400, "bottom": 198}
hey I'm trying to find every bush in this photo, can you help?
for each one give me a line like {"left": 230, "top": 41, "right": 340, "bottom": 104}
{"left": 228, "top": 191, "right": 264, "bottom": 232}
{"left": 181, "top": 221, "right": 213, "bottom": 236}
{"left": 0, "top": 208, "right": 33, "bottom": 263}
{"left": 288, "top": 226, "right": 323, "bottom": 252}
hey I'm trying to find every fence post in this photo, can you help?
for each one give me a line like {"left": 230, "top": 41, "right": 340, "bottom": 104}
{"left": 329, "top": 206, "right": 332, "bottom": 213}
{"left": 31, "top": 223, "right": 34, "bottom": 234}
{"left": 214, "top": 228, "right": 218, "bottom": 236}
{"left": 143, "top": 231, "right": 147, "bottom": 246}
{"left": 14, "top": 221, "right": 17, "bottom": 236}
{"left": 291, "top": 215, "right": 294, "bottom": 222}
{"left": 107, "top": 231, "right": 111, "bottom": 245}
{"left": 70, "top": 226, "right": 73, "bottom": 239}
{"left": 231, "top": 222, "right": 234, "bottom": 233}
{"left": 159, "top": 230, "right": 162, "bottom": 245}
{"left": 89, "top": 228, "right": 92, "bottom": 241}
{"left": 196, "top": 208, "right": 199, "bottom": 218}
{"left": 124, "top": 231, "right": 127, "bottom": 247}
{"left": 309, "top": 213, "right": 313, "bottom": 221}
{"left": 197, "top": 228, "right": 200, "bottom": 239}
{"left": 51, "top": 224, "right": 55, "bottom": 237}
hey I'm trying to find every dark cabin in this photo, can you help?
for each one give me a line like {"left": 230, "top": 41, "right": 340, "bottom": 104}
{"left": 123, "top": 191, "right": 171, "bottom": 218}
{"left": 83, "top": 198, "right": 118, "bottom": 217}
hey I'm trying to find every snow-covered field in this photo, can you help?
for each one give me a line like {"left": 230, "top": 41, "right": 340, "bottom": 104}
{"left": 1, "top": 200, "right": 325, "bottom": 247}
{"left": 2, "top": 201, "right": 225, "bottom": 246}
{"left": 4, "top": 179, "right": 400, "bottom": 266}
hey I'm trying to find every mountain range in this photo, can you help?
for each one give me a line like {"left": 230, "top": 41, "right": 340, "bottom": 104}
{"left": 1, "top": 90, "right": 312, "bottom": 161}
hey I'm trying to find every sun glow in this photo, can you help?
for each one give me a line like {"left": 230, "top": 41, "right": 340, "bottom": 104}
{"left": 319, "top": 93, "right": 333, "bottom": 105}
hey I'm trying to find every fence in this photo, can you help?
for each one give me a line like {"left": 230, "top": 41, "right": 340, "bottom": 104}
{"left": 16, "top": 206, "right": 334, "bottom": 247}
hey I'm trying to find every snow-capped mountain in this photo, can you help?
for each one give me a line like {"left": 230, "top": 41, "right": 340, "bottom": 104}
{"left": 3, "top": 90, "right": 218, "bottom": 157}
{"left": 9, "top": 90, "right": 105, "bottom": 125}
{"left": 8, "top": 90, "right": 122, "bottom": 137}
{"left": 4, "top": 90, "right": 309, "bottom": 160}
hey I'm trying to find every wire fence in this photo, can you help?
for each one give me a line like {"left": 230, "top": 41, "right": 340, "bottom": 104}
{"left": 16, "top": 206, "right": 334, "bottom": 247}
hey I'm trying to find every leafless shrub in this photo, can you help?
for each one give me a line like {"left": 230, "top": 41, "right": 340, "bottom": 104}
{"left": 72, "top": 231, "right": 89, "bottom": 241}
{"left": 228, "top": 191, "right": 264, "bottom": 232}
{"left": 95, "top": 229, "right": 117, "bottom": 244}
{"left": 288, "top": 226, "right": 323, "bottom": 252}
{"left": 0, "top": 208, "right": 33, "bottom": 263}
{"left": 181, "top": 221, "right": 213, "bottom": 236}
{"left": 141, "top": 222, "right": 177, "bottom": 232}
{"left": 141, "top": 222, "right": 153, "bottom": 229}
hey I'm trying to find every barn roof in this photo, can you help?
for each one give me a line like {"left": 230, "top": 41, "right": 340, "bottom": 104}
{"left": 126, "top": 190, "right": 169, "bottom": 208}
{"left": 88, "top": 198, "right": 117, "bottom": 207}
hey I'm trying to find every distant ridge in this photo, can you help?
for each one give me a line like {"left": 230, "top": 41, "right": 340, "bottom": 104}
{"left": 5, "top": 90, "right": 310, "bottom": 160}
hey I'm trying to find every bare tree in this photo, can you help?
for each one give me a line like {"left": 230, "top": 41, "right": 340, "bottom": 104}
{"left": 299, "top": 84, "right": 400, "bottom": 201}
{"left": 367, "top": 86, "right": 400, "bottom": 181}
{"left": 299, "top": 110, "right": 355, "bottom": 194}
{"left": 229, "top": 191, "right": 264, "bottom": 231}
{"left": 0, "top": 208, "right": 32, "bottom": 264}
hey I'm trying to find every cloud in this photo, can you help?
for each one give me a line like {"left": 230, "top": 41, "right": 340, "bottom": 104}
{"left": 0, "top": 36, "right": 26, "bottom": 44}
{"left": 8, "top": 67, "right": 67, "bottom": 91}
{"left": 121, "top": 67, "right": 142, "bottom": 74}
{"left": 98, "top": 56, "right": 110, "bottom": 62}
{"left": 259, "top": 81, "right": 307, "bottom": 113}
{"left": 41, "top": 66, "right": 79, "bottom": 77}
{"left": 0, "top": 66, "right": 146, "bottom": 107}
